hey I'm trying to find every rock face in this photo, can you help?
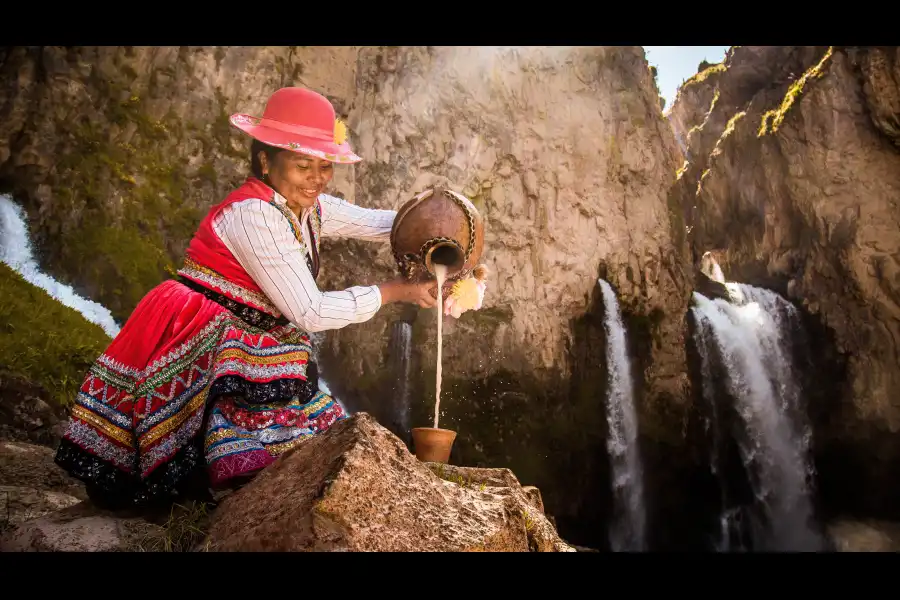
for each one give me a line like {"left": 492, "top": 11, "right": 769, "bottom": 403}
{"left": 314, "top": 46, "right": 693, "bottom": 546}
{"left": 671, "top": 46, "right": 900, "bottom": 521}
{"left": 205, "top": 412, "right": 573, "bottom": 552}
{"left": 0, "top": 46, "right": 360, "bottom": 322}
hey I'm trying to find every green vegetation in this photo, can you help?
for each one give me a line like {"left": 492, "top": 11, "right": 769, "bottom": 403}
{"left": 131, "top": 500, "right": 212, "bottom": 552}
{"left": 686, "top": 89, "right": 720, "bottom": 141}
{"left": 48, "top": 75, "right": 219, "bottom": 321}
{"left": 683, "top": 62, "right": 726, "bottom": 90}
{"left": 723, "top": 110, "right": 747, "bottom": 140}
{"left": 0, "top": 262, "right": 111, "bottom": 406}
{"left": 758, "top": 46, "right": 835, "bottom": 137}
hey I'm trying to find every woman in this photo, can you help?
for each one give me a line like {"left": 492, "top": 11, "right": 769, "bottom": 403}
{"left": 54, "top": 87, "right": 459, "bottom": 507}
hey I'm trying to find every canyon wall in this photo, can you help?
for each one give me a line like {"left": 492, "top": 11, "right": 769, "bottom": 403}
{"left": 671, "top": 46, "right": 900, "bottom": 521}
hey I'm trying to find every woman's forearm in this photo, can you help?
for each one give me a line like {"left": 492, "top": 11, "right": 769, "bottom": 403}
{"left": 319, "top": 193, "right": 395, "bottom": 241}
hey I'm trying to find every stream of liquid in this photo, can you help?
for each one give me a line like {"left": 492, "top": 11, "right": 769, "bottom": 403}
{"left": 433, "top": 264, "right": 448, "bottom": 429}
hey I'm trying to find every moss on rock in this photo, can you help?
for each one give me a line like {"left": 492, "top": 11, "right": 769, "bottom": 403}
{"left": 42, "top": 81, "right": 214, "bottom": 322}
{"left": 0, "top": 263, "right": 110, "bottom": 406}
{"left": 758, "top": 46, "right": 834, "bottom": 137}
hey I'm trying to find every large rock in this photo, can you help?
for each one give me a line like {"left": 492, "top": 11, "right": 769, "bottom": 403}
{"left": 205, "top": 412, "right": 574, "bottom": 552}
{"left": 0, "top": 486, "right": 82, "bottom": 531}
{"left": 671, "top": 46, "right": 900, "bottom": 521}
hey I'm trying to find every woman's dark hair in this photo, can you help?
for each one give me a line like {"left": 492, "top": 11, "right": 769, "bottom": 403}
{"left": 250, "top": 139, "right": 286, "bottom": 179}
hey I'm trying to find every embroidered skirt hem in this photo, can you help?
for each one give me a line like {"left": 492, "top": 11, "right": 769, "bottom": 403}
{"left": 53, "top": 279, "right": 347, "bottom": 506}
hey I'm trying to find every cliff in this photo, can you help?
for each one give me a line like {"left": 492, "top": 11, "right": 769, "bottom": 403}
{"left": 0, "top": 46, "right": 360, "bottom": 322}
{"left": 670, "top": 46, "right": 900, "bottom": 521}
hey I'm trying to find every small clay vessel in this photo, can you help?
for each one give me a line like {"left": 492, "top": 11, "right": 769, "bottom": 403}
{"left": 411, "top": 427, "right": 457, "bottom": 464}
{"left": 390, "top": 187, "right": 485, "bottom": 286}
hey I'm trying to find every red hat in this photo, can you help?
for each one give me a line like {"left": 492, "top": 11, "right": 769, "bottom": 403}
{"left": 230, "top": 87, "right": 361, "bottom": 164}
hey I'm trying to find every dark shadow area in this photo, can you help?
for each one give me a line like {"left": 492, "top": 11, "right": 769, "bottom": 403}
{"left": 794, "top": 303, "right": 900, "bottom": 523}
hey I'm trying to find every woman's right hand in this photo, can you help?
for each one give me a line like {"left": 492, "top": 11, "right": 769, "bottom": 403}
{"left": 378, "top": 278, "right": 437, "bottom": 309}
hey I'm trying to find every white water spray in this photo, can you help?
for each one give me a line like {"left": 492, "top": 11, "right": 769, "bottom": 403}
{"left": 599, "top": 279, "right": 646, "bottom": 552}
{"left": 0, "top": 194, "right": 120, "bottom": 338}
{"left": 691, "top": 285, "right": 822, "bottom": 551}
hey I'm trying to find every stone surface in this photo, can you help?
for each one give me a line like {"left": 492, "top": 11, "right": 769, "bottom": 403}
{"left": 670, "top": 46, "right": 900, "bottom": 520}
{"left": 0, "top": 438, "right": 89, "bottom": 536}
{"left": 0, "top": 440, "right": 86, "bottom": 500}
{"left": 0, "top": 373, "right": 69, "bottom": 448}
{"left": 205, "top": 412, "right": 574, "bottom": 552}
{"left": 827, "top": 518, "right": 900, "bottom": 552}
{"left": 0, "top": 501, "right": 127, "bottom": 551}
{"left": 0, "top": 485, "right": 82, "bottom": 530}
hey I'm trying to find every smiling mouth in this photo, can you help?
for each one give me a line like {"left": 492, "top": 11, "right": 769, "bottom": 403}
{"left": 301, "top": 188, "right": 320, "bottom": 196}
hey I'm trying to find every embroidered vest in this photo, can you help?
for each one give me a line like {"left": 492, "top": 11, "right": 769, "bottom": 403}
{"left": 178, "top": 177, "right": 323, "bottom": 322}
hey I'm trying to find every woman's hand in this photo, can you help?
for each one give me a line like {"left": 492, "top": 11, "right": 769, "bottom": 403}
{"left": 378, "top": 278, "right": 438, "bottom": 308}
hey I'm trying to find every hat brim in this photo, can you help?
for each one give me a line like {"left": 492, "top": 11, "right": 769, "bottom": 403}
{"left": 230, "top": 114, "right": 362, "bottom": 164}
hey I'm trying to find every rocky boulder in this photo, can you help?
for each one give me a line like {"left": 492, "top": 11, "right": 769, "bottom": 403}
{"left": 205, "top": 412, "right": 574, "bottom": 552}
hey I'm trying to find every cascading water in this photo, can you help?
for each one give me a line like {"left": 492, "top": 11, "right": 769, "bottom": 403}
{"left": 387, "top": 320, "right": 413, "bottom": 439}
{"left": 691, "top": 284, "right": 823, "bottom": 552}
{"left": 0, "top": 194, "right": 120, "bottom": 338}
{"left": 598, "top": 278, "right": 646, "bottom": 552}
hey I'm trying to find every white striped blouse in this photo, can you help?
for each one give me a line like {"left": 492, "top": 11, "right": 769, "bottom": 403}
{"left": 212, "top": 192, "right": 396, "bottom": 333}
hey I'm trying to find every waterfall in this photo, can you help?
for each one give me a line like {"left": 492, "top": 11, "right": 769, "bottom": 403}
{"left": 0, "top": 194, "right": 120, "bottom": 338}
{"left": 691, "top": 284, "right": 823, "bottom": 552}
{"left": 598, "top": 279, "right": 646, "bottom": 552}
{"left": 387, "top": 321, "right": 413, "bottom": 439}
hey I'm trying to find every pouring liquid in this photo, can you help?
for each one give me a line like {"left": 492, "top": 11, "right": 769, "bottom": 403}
{"left": 433, "top": 264, "right": 448, "bottom": 429}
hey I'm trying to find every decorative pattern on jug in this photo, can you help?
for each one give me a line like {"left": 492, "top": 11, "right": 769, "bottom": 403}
{"left": 390, "top": 187, "right": 485, "bottom": 284}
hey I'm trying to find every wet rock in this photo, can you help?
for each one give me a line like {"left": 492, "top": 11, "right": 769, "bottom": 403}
{"left": 827, "top": 518, "right": 900, "bottom": 552}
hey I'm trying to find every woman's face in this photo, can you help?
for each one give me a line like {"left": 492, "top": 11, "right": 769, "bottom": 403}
{"left": 261, "top": 150, "right": 335, "bottom": 211}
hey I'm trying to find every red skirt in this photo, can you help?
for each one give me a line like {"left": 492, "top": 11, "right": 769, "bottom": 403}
{"left": 54, "top": 279, "right": 346, "bottom": 505}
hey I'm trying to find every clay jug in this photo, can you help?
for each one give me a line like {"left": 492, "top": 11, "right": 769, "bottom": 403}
{"left": 390, "top": 187, "right": 485, "bottom": 285}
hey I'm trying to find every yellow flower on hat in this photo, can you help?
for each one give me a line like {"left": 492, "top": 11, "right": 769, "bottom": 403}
{"left": 334, "top": 119, "right": 348, "bottom": 145}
